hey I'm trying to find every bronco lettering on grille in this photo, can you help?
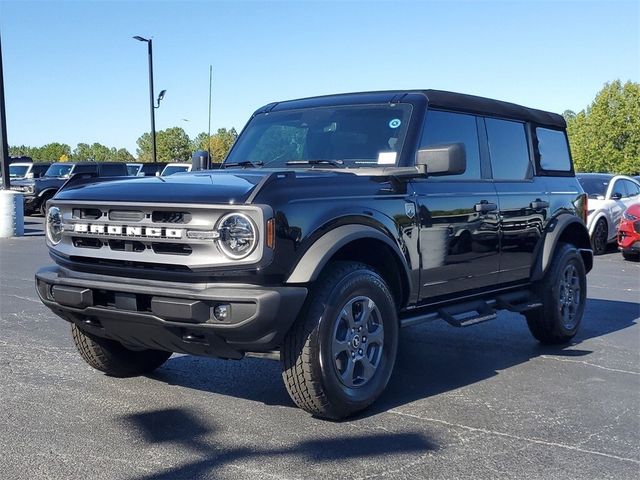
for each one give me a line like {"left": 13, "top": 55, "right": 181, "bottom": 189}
{"left": 74, "top": 223, "right": 184, "bottom": 239}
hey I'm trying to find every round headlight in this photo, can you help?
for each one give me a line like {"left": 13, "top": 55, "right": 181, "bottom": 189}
{"left": 46, "top": 206, "right": 64, "bottom": 245}
{"left": 216, "top": 213, "right": 258, "bottom": 259}
{"left": 26, "top": 185, "right": 35, "bottom": 194}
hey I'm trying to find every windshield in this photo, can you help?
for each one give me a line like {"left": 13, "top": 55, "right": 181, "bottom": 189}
{"left": 162, "top": 165, "right": 190, "bottom": 176}
{"left": 45, "top": 164, "right": 74, "bottom": 178}
{"left": 9, "top": 165, "right": 30, "bottom": 178}
{"left": 127, "top": 164, "right": 142, "bottom": 176}
{"left": 577, "top": 176, "right": 611, "bottom": 198}
{"left": 225, "top": 103, "right": 413, "bottom": 168}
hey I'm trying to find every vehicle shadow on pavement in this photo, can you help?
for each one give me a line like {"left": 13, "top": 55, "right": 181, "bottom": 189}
{"left": 121, "top": 407, "right": 436, "bottom": 479}
{"left": 150, "top": 298, "right": 638, "bottom": 417}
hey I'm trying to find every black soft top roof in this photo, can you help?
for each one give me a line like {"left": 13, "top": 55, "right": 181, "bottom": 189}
{"left": 258, "top": 89, "right": 566, "bottom": 129}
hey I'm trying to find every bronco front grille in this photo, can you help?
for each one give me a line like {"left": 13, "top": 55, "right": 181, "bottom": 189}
{"left": 50, "top": 201, "right": 269, "bottom": 270}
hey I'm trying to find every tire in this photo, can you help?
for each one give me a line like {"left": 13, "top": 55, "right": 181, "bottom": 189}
{"left": 71, "top": 324, "right": 172, "bottom": 377}
{"left": 526, "top": 243, "right": 586, "bottom": 344}
{"left": 622, "top": 251, "right": 639, "bottom": 261}
{"left": 281, "top": 261, "right": 399, "bottom": 420}
{"left": 591, "top": 218, "right": 608, "bottom": 255}
{"left": 38, "top": 192, "right": 54, "bottom": 216}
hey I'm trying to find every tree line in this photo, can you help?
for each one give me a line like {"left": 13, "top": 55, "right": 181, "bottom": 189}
{"left": 9, "top": 127, "right": 238, "bottom": 164}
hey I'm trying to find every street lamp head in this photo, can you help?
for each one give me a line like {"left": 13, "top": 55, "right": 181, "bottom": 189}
{"left": 133, "top": 36, "right": 149, "bottom": 42}
{"left": 157, "top": 90, "right": 166, "bottom": 102}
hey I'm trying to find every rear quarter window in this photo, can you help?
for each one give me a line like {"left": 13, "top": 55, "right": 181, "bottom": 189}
{"left": 485, "top": 118, "right": 531, "bottom": 180}
{"left": 536, "top": 127, "right": 571, "bottom": 172}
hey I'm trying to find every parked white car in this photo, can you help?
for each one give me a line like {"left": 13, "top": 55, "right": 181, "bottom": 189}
{"left": 577, "top": 173, "right": 640, "bottom": 254}
{"left": 160, "top": 163, "right": 192, "bottom": 176}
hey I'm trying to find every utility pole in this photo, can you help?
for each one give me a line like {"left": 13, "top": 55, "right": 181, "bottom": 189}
{"left": 0, "top": 33, "right": 10, "bottom": 190}
{"left": 133, "top": 36, "right": 158, "bottom": 163}
{"left": 207, "top": 65, "right": 212, "bottom": 168}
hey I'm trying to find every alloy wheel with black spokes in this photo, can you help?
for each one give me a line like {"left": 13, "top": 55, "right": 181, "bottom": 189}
{"left": 558, "top": 263, "right": 582, "bottom": 330}
{"left": 331, "top": 296, "right": 385, "bottom": 388}
{"left": 281, "top": 262, "right": 398, "bottom": 420}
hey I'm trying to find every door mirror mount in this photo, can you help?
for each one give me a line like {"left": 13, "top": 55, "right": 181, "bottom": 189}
{"left": 611, "top": 192, "right": 623, "bottom": 200}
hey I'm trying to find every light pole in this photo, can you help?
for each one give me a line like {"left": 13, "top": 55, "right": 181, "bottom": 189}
{"left": 133, "top": 36, "right": 165, "bottom": 163}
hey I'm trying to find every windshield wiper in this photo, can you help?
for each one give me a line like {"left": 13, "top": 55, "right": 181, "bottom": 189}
{"left": 286, "top": 159, "right": 344, "bottom": 167}
{"left": 223, "top": 160, "right": 264, "bottom": 168}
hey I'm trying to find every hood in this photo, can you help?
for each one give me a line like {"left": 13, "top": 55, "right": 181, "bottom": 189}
{"left": 11, "top": 178, "right": 35, "bottom": 187}
{"left": 53, "top": 171, "right": 273, "bottom": 204}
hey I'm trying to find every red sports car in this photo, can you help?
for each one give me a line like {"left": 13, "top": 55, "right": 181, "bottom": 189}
{"left": 617, "top": 203, "right": 640, "bottom": 260}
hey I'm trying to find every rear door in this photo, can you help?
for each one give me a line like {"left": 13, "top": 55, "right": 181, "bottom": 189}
{"left": 483, "top": 118, "right": 547, "bottom": 285}
{"left": 413, "top": 110, "right": 500, "bottom": 301}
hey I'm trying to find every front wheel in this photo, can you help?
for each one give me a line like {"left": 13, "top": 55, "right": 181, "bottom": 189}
{"left": 281, "top": 262, "right": 398, "bottom": 420}
{"left": 526, "top": 244, "right": 587, "bottom": 344}
{"left": 71, "top": 324, "right": 172, "bottom": 377}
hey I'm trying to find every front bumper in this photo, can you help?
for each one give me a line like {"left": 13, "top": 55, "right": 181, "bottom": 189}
{"left": 23, "top": 194, "right": 39, "bottom": 210}
{"left": 36, "top": 266, "right": 307, "bottom": 359}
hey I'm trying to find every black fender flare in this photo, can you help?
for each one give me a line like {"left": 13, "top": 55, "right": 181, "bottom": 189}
{"left": 286, "top": 224, "right": 411, "bottom": 290}
{"left": 37, "top": 188, "right": 59, "bottom": 199}
{"left": 530, "top": 214, "right": 593, "bottom": 281}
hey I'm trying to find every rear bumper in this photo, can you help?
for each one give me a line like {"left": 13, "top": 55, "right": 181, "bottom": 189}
{"left": 35, "top": 265, "right": 307, "bottom": 359}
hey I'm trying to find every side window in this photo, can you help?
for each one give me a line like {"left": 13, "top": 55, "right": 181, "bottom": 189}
{"left": 485, "top": 118, "right": 531, "bottom": 180}
{"left": 99, "top": 164, "right": 126, "bottom": 176}
{"left": 622, "top": 180, "right": 640, "bottom": 198}
{"left": 611, "top": 180, "right": 625, "bottom": 199}
{"left": 72, "top": 164, "right": 96, "bottom": 174}
{"left": 420, "top": 110, "right": 481, "bottom": 180}
{"left": 536, "top": 127, "right": 571, "bottom": 171}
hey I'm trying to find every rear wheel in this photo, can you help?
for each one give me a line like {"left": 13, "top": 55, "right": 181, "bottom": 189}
{"left": 71, "top": 324, "right": 172, "bottom": 377}
{"left": 622, "top": 251, "right": 639, "bottom": 261}
{"left": 526, "top": 244, "right": 586, "bottom": 344}
{"left": 281, "top": 262, "right": 398, "bottom": 420}
{"left": 591, "top": 218, "right": 608, "bottom": 255}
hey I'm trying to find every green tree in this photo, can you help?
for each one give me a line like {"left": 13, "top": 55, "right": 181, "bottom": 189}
{"left": 9, "top": 145, "right": 36, "bottom": 158}
{"left": 566, "top": 80, "right": 640, "bottom": 175}
{"left": 136, "top": 127, "right": 192, "bottom": 162}
{"left": 193, "top": 128, "right": 238, "bottom": 163}
{"left": 33, "top": 143, "right": 72, "bottom": 162}
{"left": 114, "top": 148, "right": 135, "bottom": 162}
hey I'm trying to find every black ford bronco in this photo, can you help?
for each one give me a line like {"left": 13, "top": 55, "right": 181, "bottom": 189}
{"left": 36, "top": 90, "right": 592, "bottom": 419}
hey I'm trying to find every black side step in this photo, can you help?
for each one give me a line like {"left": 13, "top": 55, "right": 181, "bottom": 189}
{"left": 398, "top": 288, "right": 541, "bottom": 329}
{"left": 438, "top": 301, "right": 497, "bottom": 328}
{"left": 495, "top": 291, "right": 542, "bottom": 313}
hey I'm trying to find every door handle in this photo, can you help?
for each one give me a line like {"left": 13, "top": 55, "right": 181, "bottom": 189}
{"left": 530, "top": 200, "right": 549, "bottom": 209}
{"left": 474, "top": 201, "right": 497, "bottom": 213}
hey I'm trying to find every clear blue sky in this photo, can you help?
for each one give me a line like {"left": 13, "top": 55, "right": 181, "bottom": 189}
{"left": 1, "top": 0, "right": 638, "bottom": 154}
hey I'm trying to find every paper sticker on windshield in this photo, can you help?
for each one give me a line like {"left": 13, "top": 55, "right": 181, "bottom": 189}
{"left": 388, "top": 118, "right": 401, "bottom": 129}
{"left": 377, "top": 152, "right": 397, "bottom": 165}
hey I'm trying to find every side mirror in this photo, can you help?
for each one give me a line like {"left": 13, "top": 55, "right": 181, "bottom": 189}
{"left": 416, "top": 143, "right": 466, "bottom": 176}
{"left": 611, "top": 192, "right": 623, "bottom": 200}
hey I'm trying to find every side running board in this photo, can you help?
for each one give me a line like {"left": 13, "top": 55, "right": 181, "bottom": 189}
{"left": 399, "top": 290, "right": 542, "bottom": 329}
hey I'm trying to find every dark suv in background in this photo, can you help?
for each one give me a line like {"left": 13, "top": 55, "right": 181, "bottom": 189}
{"left": 12, "top": 162, "right": 128, "bottom": 215}
{"left": 36, "top": 90, "right": 592, "bottom": 419}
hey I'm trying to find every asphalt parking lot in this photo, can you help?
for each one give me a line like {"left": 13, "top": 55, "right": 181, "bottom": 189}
{"left": 1, "top": 217, "right": 638, "bottom": 480}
